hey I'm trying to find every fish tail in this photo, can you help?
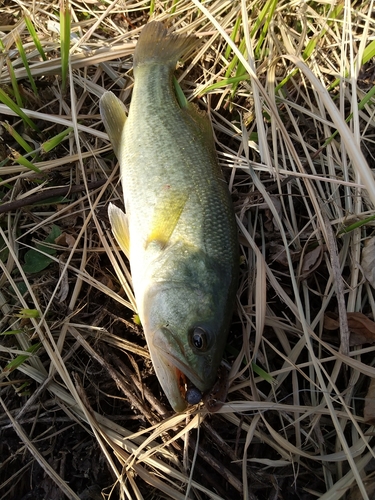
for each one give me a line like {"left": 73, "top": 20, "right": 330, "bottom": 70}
{"left": 133, "top": 21, "right": 196, "bottom": 69}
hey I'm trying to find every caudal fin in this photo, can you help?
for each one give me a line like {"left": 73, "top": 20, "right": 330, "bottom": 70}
{"left": 133, "top": 21, "right": 196, "bottom": 70}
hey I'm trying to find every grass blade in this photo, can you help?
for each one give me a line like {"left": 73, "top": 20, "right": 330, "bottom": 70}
{"left": 6, "top": 58, "right": 23, "bottom": 107}
{"left": 10, "top": 149, "right": 42, "bottom": 173}
{"left": 3, "top": 343, "right": 42, "bottom": 373}
{"left": 60, "top": 0, "right": 71, "bottom": 92}
{"left": 24, "top": 14, "right": 47, "bottom": 61}
{"left": 1, "top": 121, "right": 34, "bottom": 154}
{"left": 41, "top": 126, "right": 73, "bottom": 152}
{"left": 14, "top": 33, "right": 38, "bottom": 95}
{"left": 0, "top": 88, "right": 39, "bottom": 131}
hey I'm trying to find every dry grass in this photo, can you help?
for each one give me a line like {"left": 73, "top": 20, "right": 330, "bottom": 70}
{"left": 1, "top": 0, "right": 375, "bottom": 498}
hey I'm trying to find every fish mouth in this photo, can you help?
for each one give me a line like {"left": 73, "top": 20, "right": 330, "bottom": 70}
{"left": 151, "top": 330, "right": 205, "bottom": 411}
{"left": 153, "top": 330, "right": 205, "bottom": 389}
{"left": 151, "top": 350, "right": 197, "bottom": 412}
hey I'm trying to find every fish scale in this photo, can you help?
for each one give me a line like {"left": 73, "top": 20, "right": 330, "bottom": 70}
{"left": 100, "top": 21, "right": 238, "bottom": 412}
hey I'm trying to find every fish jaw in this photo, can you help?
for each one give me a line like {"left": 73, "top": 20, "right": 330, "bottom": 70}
{"left": 147, "top": 346, "right": 188, "bottom": 412}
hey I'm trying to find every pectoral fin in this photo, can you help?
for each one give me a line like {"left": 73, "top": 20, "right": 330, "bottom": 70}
{"left": 146, "top": 189, "right": 189, "bottom": 249}
{"left": 99, "top": 91, "right": 127, "bottom": 159}
{"left": 108, "top": 203, "right": 130, "bottom": 258}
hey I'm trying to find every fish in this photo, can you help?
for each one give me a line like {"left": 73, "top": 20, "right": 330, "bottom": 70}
{"left": 100, "top": 21, "right": 238, "bottom": 412}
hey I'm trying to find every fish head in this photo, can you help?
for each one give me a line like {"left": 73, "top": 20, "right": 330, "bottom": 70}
{"left": 141, "top": 279, "right": 232, "bottom": 412}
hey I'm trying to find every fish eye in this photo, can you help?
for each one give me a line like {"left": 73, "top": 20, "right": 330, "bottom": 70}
{"left": 190, "top": 327, "right": 210, "bottom": 352}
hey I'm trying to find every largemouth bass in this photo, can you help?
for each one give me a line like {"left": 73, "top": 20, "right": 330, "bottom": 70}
{"left": 100, "top": 21, "right": 238, "bottom": 412}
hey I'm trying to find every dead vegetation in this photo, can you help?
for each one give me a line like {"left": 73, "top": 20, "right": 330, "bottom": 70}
{"left": 1, "top": 0, "right": 375, "bottom": 499}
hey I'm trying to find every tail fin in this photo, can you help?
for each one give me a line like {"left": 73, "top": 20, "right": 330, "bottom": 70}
{"left": 133, "top": 21, "right": 196, "bottom": 69}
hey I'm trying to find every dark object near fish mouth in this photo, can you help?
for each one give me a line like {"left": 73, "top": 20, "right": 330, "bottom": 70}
{"left": 185, "top": 383, "right": 202, "bottom": 405}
